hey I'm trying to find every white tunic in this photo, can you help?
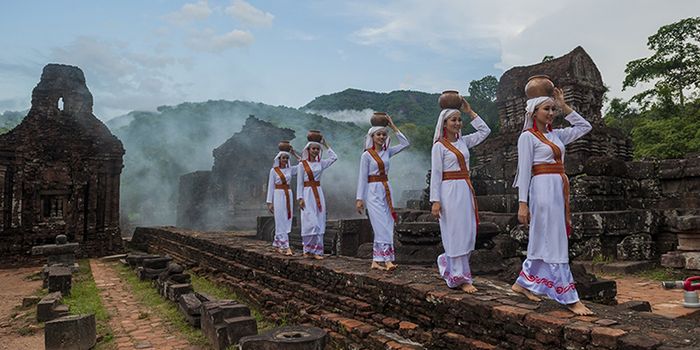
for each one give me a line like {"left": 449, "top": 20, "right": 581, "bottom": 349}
{"left": 514, "top": 112, "right": 592, "bottom": 263}
{"left": 430, "top": 117, "right": 491, "bottom": 257}
{"left": 356, "top": 132, "right": 410, "bottom": 244}
{"left": 296, "top": 148, "right": 338, "bottom": 237}
{"left": 266, "top": 166, "right": 297, "bottom": 235}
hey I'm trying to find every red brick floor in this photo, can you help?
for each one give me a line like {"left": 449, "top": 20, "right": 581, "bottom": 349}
{"left": 91, "top": 260, "right": 204, "bottom": 350}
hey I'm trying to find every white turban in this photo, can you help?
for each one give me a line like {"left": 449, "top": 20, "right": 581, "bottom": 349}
{"left": 432, "top": 109, "right": 461, "bottom": 143}
{"left": 364, "top": 126, "right": 390, "bottom": 150}
{"left": 512, "top": 96, "right": 555, "bottom": 188}
{"left": 522, "top": 97, "right": 554, "bottom": 132}
{"left": 273, "top": 151, "right": 291, "bottom": 168}
{"left": 301, "top": 141, "right": 323, "bottom": 161}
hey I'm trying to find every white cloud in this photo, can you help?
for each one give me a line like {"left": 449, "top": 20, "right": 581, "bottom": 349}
{"left": 186, "top": 29, "right": 254, "bottom": 53}
{"left": 347, "top": 0, "right": 700, "bottom": 101}
{"left": 349, "top": 0, "right": 562, "bottom": 55}
{"left": 225, "top": 0, "right": 274, "bottom": 27}
{"left": 287, "top": 30, "right": 318, "bottom": 41}
{"left": 165, "top": 0, "right": 212, "bottom": 24}
{"left": 48, "top": 37, "right": 188, "bottom": 119}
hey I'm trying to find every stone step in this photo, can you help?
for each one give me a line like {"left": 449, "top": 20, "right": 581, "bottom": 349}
{"left": 574, "top": 260, "right": 656, "bottom": 275}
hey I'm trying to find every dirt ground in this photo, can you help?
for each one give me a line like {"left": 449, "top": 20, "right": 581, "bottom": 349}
{"left": 0, "top": 266, "right": 44, "bottom": 350}
{"left": 602, "top": 273, "right": 700, "bottom": 319}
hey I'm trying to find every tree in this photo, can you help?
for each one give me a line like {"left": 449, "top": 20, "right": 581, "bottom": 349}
{"left": 542, "top": 55, "right": 554, "bottom": 62}
{"left": 468, "top": 75, "right": 498, "bottom": 102}
{"left": 623, "top": 17, "right": 700, "bottom": 107}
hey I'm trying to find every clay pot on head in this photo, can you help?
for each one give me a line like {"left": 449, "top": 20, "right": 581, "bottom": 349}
{"left": 307, "top": 130, "right": 323, "bottom": 142}
{"left": 525, "top": 75, "right": 555, "bottom": 99}
{"left": 278, "top": 140, "right": 292, "bottom": 152}
{"left": 438, "top": 90, "right": 463, "bottom": 109}
{"left": 370, "top": 112, "right": 390, "bottom": 127}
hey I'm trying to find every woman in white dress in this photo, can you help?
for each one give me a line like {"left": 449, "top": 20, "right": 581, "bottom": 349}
{"left": 266, "top": 148, "right": 300, "bottom": 256}
{"left": 355, "top": 114, "right": 410, "bottom": 271}
{"left": 511, "top": 87, "right": 593, "bottom": 315}
{"left": 430, "top": 99, "right": 491, "bottom": 293}
{"left": 297, "top": 137, "right": 337, "bottom": 259}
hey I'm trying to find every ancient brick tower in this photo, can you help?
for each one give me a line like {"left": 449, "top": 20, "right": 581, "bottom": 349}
{"left": 0, "top": 64, "right": 125, "bottom": 259}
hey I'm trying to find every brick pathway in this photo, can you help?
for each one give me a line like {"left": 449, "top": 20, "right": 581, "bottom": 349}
{"left": 90, "top": 259, "right": 201, "bottom": 350}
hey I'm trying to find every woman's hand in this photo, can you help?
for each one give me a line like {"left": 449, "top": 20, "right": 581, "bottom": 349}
{"left": 321, "top": 137, "right": 330, "bottom": 149}
{"left": 431, "top": 201, "right": 442, "bottom": 219}
{"left": 356, "top": 200, "right": 365, "bottom": 214}
{"left": 460, "top": 98, "right": 478, "bottom": 120}
{"left": 553, "top": 87, "right": 573, "bottom": 115}
{"left": 267, "top": 203, "right": 274, "bottom": 214}
{"left": 290, "top": 148, "right": 301, "bottom": 161}
{"left": 518, "top": 202, "right": 530, "bottom": 225}
{"left": 386, "top": 114, "right": 398, "bottom": 132}
{"left": 298, "top": 199, "right": 306, "bottom": 210}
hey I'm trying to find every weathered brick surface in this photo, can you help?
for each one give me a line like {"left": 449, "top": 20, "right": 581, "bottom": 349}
{"left": 132, "top": 227, "right": 700, "bottom": 349}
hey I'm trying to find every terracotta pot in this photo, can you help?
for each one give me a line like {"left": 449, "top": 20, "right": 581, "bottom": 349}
{"left": 370, "top": 112, "right": 389, "bottom": 127}
{"left": 525, "top": 75, "right": 555, "bottom": 99}
{"left": 307, "top": 130, "right": 323, "bottom": 142}
{"left": 438, "top": 90, "right": 463, "bottom": 109}
{"left": 278, "top": 140, "right": 292, "bottom": 152}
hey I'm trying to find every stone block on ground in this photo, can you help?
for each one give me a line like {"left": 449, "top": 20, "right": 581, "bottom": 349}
{"left": 240, "top": 326, "right": 328, "bottom": 350}
{"left": 47, "top": 266, "right": 72, "bottom": 295}
{"left": 167, "top": 283, "right": 193, "bottom": 302}
{"left": 136, "top": 266, "right": 167, "bottom": 280}
{"left": 571, "top": 264, "right": 617, "bottom": 304}
{"left": 178, "top": 293, "right": 203, "bottom": 327}
{"left": 224, "top": 316, "right": 258, "bottom": 345}
{"left": 37, "top": 292, "right": 68, "bottom": 322}
{"left": 125, "top": 253, "right": 162, "bottom": 268}
{"left": 201, "top": 300, "right": 255, "bottom": 350}
{"left": 22, "top": 296, "right": 41, "bottom": 307}
{"left": 142, "top": 256, "right": 172, "bottom": 269}
{"left": 178, "top": 293, "right": 203, "bottom": 315}
{"left": 661, "top": 251, "right": 686, "bottom": 268}
{"left": 45, "top": 314, "right": 96, "bottom": 350}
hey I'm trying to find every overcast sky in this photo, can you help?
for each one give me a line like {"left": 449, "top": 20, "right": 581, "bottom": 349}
{"left": 1, "top": 1, "right": 697, "bottom": 120}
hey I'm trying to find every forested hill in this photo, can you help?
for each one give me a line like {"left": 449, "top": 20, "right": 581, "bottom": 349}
{"left": 301, "top": 86, "right": 499, "bottom": 132}
{"left": 302, "top": 88, "right": 442, "bottom": 126}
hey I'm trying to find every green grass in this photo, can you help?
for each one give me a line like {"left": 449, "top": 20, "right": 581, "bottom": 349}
{"left": 635, "top": 267, "right": 688, "bottom": 282}
{"left": 115, "top": 263, "right": 279, "bottom": 349}
{"left": 591, "top": 254, "right": 613, "bottom": 264}
{"left": 115, "top": 264, "right": 209, "bottom": 346}
{"left": 190, "top": 274, "right": 277, "bottom": 331}
{"left": 62, "top": 260, "right": 116, "bottom": 349}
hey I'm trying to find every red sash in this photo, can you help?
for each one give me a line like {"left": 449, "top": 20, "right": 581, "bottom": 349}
{"left": 439, "top": 139, "right": 479, "bottom": 230}
{"left": 273, "top": 167, "right": 291, "bottom": 219}
{"left": 301, "top": 160, "right": 322, "bottom": 212}
{"left": 527, "top": 128, "right": 571, "bottom": 237}
{"left": 366, "top": 148, "right": 397, "bottom": 221}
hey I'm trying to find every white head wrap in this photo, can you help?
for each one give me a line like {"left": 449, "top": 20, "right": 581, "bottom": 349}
{"left": 512, "top": 96, "right": 556, "bottom": 188}
{"left": 432, "top": 109, "right": 461, "bottom": 143}
{"left": 273, "top": 151, "right": 291, "bottom": 168}
{"left": 365, "top": 126, "right": 390, "bottom": 150}
{"left": 522, "top": 97, "right": 555, "bottom": 132}
{"left": 301, "top": 141, "right": 323, "bottom": 162}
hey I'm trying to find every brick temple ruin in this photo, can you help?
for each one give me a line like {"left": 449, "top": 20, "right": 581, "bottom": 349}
{"left": 470, "top": 46, "right": 700, "bottom": 270}
{"left": 177, "top": 116, "right": 295, "bottom": 230}
{"left": 0, "top": 64, "right": 125, "bottom": 261}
